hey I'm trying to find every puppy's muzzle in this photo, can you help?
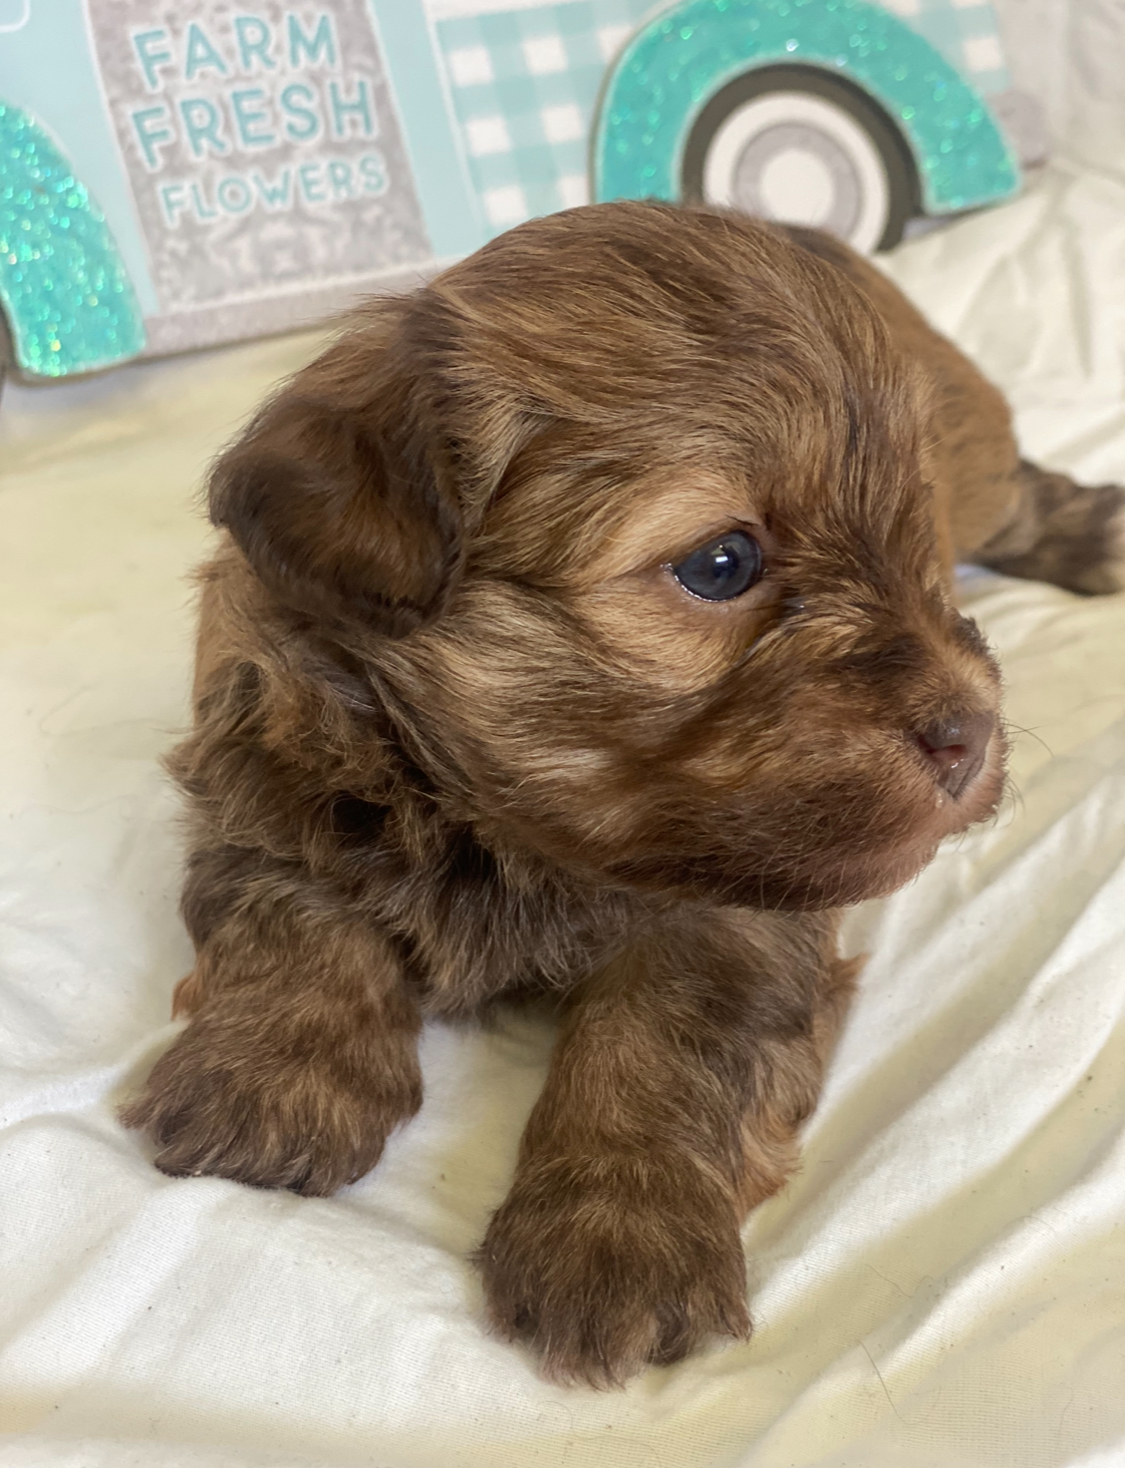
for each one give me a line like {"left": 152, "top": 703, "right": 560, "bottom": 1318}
{"left": 915, "top": 712, "right": 995, "bottom": 799}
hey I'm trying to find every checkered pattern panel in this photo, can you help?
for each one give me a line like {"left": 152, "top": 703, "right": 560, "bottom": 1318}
{"left": 436, "top": 0, "right": 1011, "bottom": 235}
{"left": 882, "top": 0, "right": 1010, "bottom": 94}
{"left": 436, "top": 0, "right": 655, "bottom": 232}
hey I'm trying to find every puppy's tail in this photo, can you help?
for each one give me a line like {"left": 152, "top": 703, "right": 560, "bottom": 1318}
{"left": 973, "top": 459, "right": 1125, "bottom": 596}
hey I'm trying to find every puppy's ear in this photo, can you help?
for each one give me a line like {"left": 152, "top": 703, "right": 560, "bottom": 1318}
{"left": 209, "top": 307, "right": 462, "bottom": 639}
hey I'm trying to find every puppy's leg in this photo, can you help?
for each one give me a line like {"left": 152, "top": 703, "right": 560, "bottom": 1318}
{"left": 120, "top": 848, "right": 422, "bottom": 1195}
{"left": 478, "top": 910, "right": 856, "bottom": 1386}
{"left": 971, "top": 459, "right": 1125, "bottom": 595}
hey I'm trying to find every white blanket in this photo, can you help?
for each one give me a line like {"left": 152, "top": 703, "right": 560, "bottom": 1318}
{"left": 1, "top": 160, "right": 1123, "bottom": 1466}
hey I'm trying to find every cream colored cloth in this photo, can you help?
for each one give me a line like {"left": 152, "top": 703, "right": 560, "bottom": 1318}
{"left": 1, "top": 163, "right": 1123, "bottom": 1467}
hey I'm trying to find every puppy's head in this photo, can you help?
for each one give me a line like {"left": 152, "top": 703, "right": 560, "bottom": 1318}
{"left": 211, "top": 202, "right": 1004, "bottom": 908}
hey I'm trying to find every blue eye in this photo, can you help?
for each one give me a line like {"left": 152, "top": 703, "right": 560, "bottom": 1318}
{"left": 672, "top": 530, "right": 764, "bottom": 601}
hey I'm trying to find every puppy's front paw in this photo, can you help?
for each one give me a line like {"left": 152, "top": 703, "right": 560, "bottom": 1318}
{"left": 120, "top": 994, "right": 422, "bottom": 1196}
{"left": 478, "top": 1152, "right": 750, "bottom": 1386}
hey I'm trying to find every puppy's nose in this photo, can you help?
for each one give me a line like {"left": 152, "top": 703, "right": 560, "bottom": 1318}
{"left": 915, "top": 712, "right": 994, "bottom": 797}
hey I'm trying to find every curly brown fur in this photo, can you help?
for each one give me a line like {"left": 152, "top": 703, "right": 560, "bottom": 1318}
{"left": 973, "top": 459, "right": 1125, "bottom": 594}
{"left": 120, "top": 203, "right": 1120, "bottom": 1385}
{"left": 477, "top": 916, "right": 858, "bottom": 1385}
{"left": 779, "top": 224, "right": 1125, "bottom": 589}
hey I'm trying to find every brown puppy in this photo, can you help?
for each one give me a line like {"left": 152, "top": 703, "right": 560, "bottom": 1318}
{"left": 121, "top": 203, "right": 1125, "bottom": 1386}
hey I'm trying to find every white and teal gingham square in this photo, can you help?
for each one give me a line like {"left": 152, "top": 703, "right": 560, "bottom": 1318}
{"left": 436, "top": 0, "right": 657, "bottom": 233}
{"left": 435, "top": 0, "right": 1012, "bottom": 235}
{"left": 882, "top": 0, "right": 1010, "bottom": 93}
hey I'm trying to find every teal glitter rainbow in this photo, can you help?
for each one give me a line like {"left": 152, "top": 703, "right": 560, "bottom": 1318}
{"left": 594, "top": 0, "right": 1018, "bottom": 215}
{"left": 0, "top": 102, "right": 144, "bottom": 377}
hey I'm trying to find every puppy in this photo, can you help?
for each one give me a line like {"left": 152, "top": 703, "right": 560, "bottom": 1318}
{"left": 122, "top": 203, "right": 1125, "bottom": 1386}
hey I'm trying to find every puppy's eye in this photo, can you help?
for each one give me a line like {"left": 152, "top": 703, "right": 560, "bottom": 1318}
{"left": 672, "top": 530, "right": 763, "bottom": 601}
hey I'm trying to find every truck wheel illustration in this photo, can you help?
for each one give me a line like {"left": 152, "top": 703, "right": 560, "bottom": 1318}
{"left": 681, "top": 65, "right": 919, "bottom": 253}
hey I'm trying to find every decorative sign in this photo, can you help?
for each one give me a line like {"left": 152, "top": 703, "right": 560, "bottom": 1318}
{"left": 0, "top": 0, "right": 1026, "bottom": 377}
{"left": 88, "top": 1, "right": 432, "bottom": 313}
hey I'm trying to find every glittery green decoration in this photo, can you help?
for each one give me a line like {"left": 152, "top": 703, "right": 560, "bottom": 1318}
{"left": 594, "top": 0, "right": 1018, "bottom": 216}
{"left": 0, "top": 102, "right": 145, "bottom": 377}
